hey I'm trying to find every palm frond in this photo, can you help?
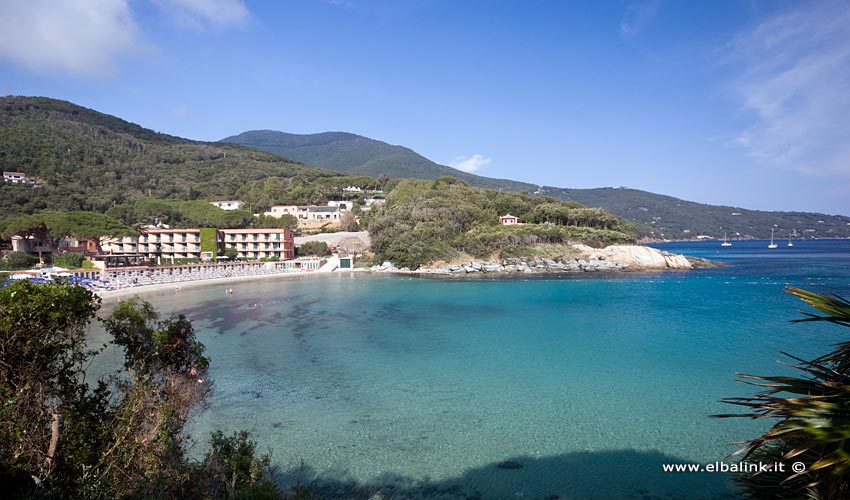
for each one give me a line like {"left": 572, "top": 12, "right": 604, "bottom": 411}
{"left": 714, "top": 288, "right": 850, "bottom": 498}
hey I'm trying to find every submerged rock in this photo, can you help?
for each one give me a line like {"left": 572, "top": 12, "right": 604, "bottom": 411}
{"left": 496, "top": 460, "right": 523, "bottom": 470}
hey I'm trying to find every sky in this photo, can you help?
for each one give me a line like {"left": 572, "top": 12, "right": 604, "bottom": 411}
{"left": 1, "top": 0, "right": 849, "bottom": 215}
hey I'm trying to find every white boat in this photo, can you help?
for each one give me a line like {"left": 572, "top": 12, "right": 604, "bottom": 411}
{"left": 721, "top": 232, "right": 732, "bottom": 246}
{"left": 768, "top": 228, "right": 778, "bottom": 249}
{"left": 787, "top": 232, "right": 794, "bottom": 247}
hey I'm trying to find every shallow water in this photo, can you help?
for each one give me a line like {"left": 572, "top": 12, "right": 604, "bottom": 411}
{"left": 96, "top": 239, "right": 850, "bottom": 499}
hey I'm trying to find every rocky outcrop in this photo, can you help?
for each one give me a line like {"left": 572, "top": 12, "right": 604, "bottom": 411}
{"left": 370, "top": 244, "right": 718, "bottom": 275}
{"left": 584, "top": 245, "right": 693, "bottom": 270}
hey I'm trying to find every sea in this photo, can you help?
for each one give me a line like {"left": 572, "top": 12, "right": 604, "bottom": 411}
{"left": 95, "top": 239, "right": 850, "bottom": 499}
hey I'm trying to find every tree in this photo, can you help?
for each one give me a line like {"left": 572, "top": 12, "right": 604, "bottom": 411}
{"left": 0, "top": 281, "right": 281, "bottom": 499}
{"left": 254, "top": 213, "right": 298, "bottom": 230}
{"left": 340, "top": 212, "right": 359, "bottom": 232}
{"left": 0, "top": 211, "right": 135, "bottom": 255}
{"left": 53, "top": 252, "right": 85, "bottom": 269}
{"left": 0, "top": 281, "right": 102, "bottom": 488}
{"left": 297, "top": 241, "right": 331, "bottom": 257}
{"left": 96, "top": 298, "right": 211, "bottom": 497}
{"left": 201, "top": 431, "right": 278, "bottom": 499}
{"left": 716, "top": 287, "right": 850, "bottom": 499}
{"left": 1, "top": 251, "right": 38, "bottom": 270}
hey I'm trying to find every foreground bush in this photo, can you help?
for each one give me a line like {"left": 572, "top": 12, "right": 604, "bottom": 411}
{"left": 0, "top": 251, "right": 38, "bottom": 270}
{"left": 0, "top": 281, "right": 282, "bottom": 499}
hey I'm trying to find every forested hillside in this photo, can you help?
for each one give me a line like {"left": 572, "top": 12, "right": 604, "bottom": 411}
{"left": 223, "top": 130, "right": 850, "bottom": 240}
{"left": 221, "top": 130, "right": 538, "bottom": 192}
{"left": 549, "top": 187, "right": 850, "bottom": 240}
{"left": 0, "top": 97, "right": 335, "bottom": 220}
{"left": 366, "top": 177, "right": 634, "bottom": 268}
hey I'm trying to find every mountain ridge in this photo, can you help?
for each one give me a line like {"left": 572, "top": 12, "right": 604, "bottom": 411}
{"left": 0, "top": 96, "right": 336, "bottom": 219}
{"left": 1, "top": 96, "right": 847, "bottom": 240}
{"left": 224, "top": 129, "right": 850, "bottom": 239}
{"left": 221, "top": 129, "right": 539, "bottom": 192}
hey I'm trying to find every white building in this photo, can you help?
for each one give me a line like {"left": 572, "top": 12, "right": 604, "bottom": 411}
{"left": 327, "top": 200, "right": 354, "bottom": 210}
{"left": 4, "top": 171, "right": 35, "bottom": 184}
{"left": 210, "top": 200, "right": 245, "bottom": 211}
{"left": 264, "top": 205, "right": 342, "bottom": 228}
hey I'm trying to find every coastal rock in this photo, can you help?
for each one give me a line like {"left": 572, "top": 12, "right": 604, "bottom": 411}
{"left": 579, "top": 245, "right": 692, "bottom": 270}
{"left": 662, "top": 253, "right": 691, "bottom": 269}
{"left": 408, "top": 244, "right": 710, "bottom": 275}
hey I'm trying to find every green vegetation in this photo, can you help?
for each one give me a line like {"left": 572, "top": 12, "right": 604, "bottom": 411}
{"left": 223, "top": 129, "right": 850, "bottom": 240}
{"left": 366, "top": 178, "right": 634, "bottom": 268}
{"left": 550, "top": 186, "right": 850, "bottom": 240}
{"left": 297, "top": 241, "right": 332, "bottom": 257}
{"left": 0, "top": 96, "right": 335, "bottom": 220}
{"left": 233, "top": 175, "right": 386, "bottom": 213}
{"left": 254, "top": 213, "right": 298, "bottom": 230}
{"left": 0, "top": 251, "right": 39, "bottom": 270}
{"left": 53, "top": 252, "right": 85, "bottom": 269}
{"left": 0, "top": 211, "right": 135, "bottom": 254}
{"left": 716, "top": 288, "right": 850, "bottom": 498}
{"left": 0, "top": 281, "right": 284, "bottom": 499}
{"left": 106, "top": 198, "right": 255, "bottom": 228}
{"left": 199, "top": 227, "right": 218, "bottom": 257}
{"left": 223, "top": 130, "right": 538, "bottom": 192}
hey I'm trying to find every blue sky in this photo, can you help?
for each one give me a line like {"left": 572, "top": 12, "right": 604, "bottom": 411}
{"left": 1, "top": 0, "right": 849, "bottom": 215}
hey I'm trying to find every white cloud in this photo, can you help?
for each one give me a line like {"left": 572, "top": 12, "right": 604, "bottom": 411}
{"left": 449, "top": 154, "right": 491, "bottom": 173}
{"left": 152, "top": 0, "right": 250, "bottom": 30}
{"left": 725, "top": 1, "right": 850, "bottom": 177}
{"left": 620, "top": 0, "right": 661, "bottom": 39}
{"left": 0, "top": 0, "right": 141, "bottom": 76}
{"left": 0, "top": 0, "right": 252, "bottom": 77}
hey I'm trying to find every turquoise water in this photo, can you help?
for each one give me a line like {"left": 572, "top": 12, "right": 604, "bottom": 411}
{"left": 100, "top": 240, "right": 850, "bottom": 499}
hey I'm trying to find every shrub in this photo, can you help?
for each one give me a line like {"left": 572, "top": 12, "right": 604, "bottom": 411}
{"left": 297, "top": 241, "right": 331, "bottom": 257}
{"left": 1, "top": 251, "right": 38, "bottom": 270}
{"left": 0, "top": 280, "right": 283, "bottom": 499}
{"left": 53, "top": 252, "right": 85, "bottom": 269}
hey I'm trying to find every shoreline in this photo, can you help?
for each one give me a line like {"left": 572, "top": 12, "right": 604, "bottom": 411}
{"left": 96, "top": 269, "right": 363, "bottom": 301}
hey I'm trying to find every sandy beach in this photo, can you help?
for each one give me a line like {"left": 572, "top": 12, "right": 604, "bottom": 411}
{"left": 96, "top": 269, "right": 363, "bottom": 301}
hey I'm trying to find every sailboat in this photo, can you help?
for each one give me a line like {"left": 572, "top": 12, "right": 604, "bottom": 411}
{"left": 721, "top": 232, "right": 732, "bottom": 246}
{"left": 788, "top": 231, "right": 794, "bottom": 247}
{"left": 768, "top": 228, "right": 778, "bottom": 249}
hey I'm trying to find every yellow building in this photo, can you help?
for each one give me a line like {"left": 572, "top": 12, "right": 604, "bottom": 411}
{"left": 219, "top": 228, "right": 294, "bottom": 260}
{"left": 102, "top": 229, "right": 202, "bottom": 261}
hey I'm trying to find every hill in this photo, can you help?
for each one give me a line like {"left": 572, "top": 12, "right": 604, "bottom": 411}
{"left": 224, "top": 129, "right": 850, "bottom": 240}
{"left": 366, "top": 178, "right": 634, "bottom": 269}
{"left": 0, "top": 97, "right": 335, "bottom": 220}
{"left": 221, "top": 130, "right": 538, "bottom": 192}
{"left": 546, "top": 186, "right": 850, "bottom": 240}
